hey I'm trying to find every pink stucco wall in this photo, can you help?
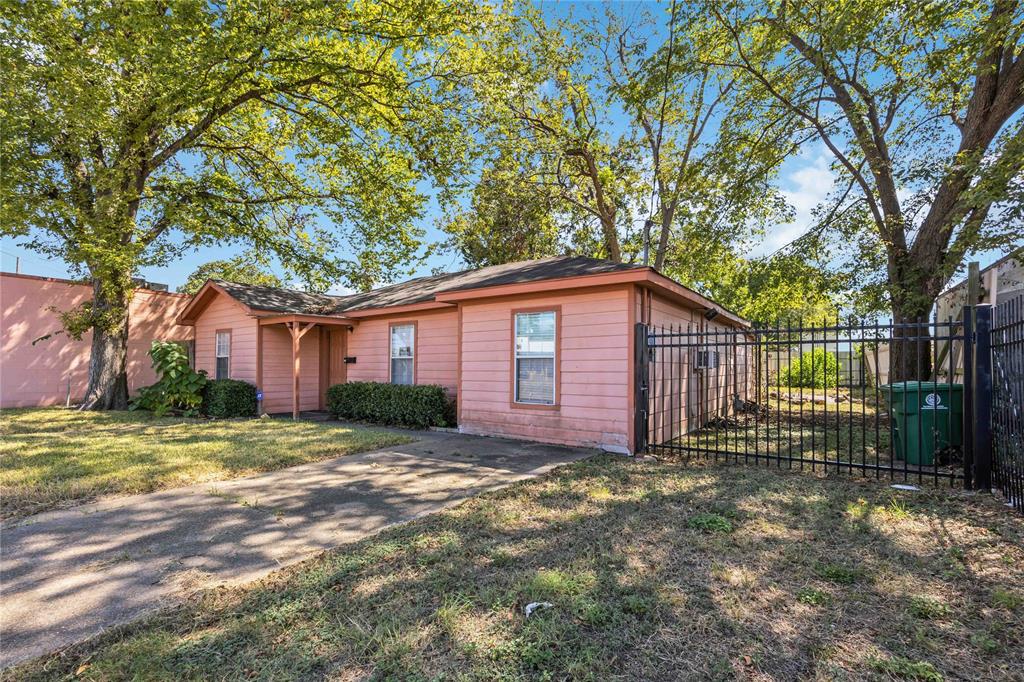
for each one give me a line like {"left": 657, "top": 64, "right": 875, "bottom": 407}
{"left": 0, "top": 273, "right": 193, "bottom": 408}
{"left": 458, "top": 286, "right": 632, "bottom": 451}
{"left": 346, "top": 308, "right": 459, "bottom": 396}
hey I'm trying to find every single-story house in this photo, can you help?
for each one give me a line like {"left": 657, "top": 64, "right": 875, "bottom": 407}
{"left": 179, "top": 256, "right": 749, "bottom": 453}
{"left": 0, "top": 272, "right": 194, "bottom": 408}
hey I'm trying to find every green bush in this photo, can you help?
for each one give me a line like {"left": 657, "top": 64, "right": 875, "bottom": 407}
{"left": 326, "top": 382, "right": 452, "bottom": 428}
{"left": 781, "top": 348, "right": 839, "bottom": 388}
{"left": 130, "top": 341, "right": 207, "bottom": 416}
{"left": 202, "top": 379, "right": 258, "bottom": 418}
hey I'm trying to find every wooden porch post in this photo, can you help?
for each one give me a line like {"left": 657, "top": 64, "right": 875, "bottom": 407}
{"left": 288, "top": 320, "right": 317, "bottom": 420}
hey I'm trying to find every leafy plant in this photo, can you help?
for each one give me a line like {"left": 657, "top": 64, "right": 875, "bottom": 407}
{"left": 781, "top": 349, "right": 839, "bottom": 388}
{"left": 991, "top": 588, "right": 1022, "bottom": 611}
{"left": 326, "top": 382, "right": 452, "bottom": 429}
{"left": 908, "top": 596, "right": 951, "bottom": 620}
{"left": 813, "top": 562, "right": 861, "bottom": 585}
{"left": 686, "top": 513, "right": 733, "bottom": 534}
{"left": 130, "top": 342, "right": 207, "bottom": 416}
{"left": 796, "top": 587, "right": 829, "bottom": 606}
{"left": 202, "top": 379, "right": 258, "bottom": 419}
{"left": 868, "top": 655, "right": 943, "bottom": 681}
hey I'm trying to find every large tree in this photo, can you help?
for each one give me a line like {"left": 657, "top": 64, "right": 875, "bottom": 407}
{"left": 709, "top": 0, "right": 1024, "bottom": 379}
{"left": 594, "top": 1, "right": 793, "bottom": 272}
{"left": 1, "top": 0, "right": 489, "bottom": 409}
{"left": 453, "top": 3, "right": 793, "bottom": 280}
{"left": 179, "top": 255, "right": 283, "bottom": 295}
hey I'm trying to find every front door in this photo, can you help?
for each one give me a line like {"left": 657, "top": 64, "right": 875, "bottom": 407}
{"left": 319, "top": 328, "right": 347, "bottom": 409}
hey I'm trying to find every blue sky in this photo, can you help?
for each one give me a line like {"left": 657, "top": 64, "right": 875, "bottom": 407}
{"left": 2, "top": 144, "right": 1005, "bottom": 293}
{"left": 0, "top": 1, "right": 1010, "bottom": 293}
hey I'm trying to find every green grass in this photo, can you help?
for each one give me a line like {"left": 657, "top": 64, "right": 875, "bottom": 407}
{"left": 0, "top": 408, "right": 410, "bottom": 520}
{"left": 12, "top": 457, "right": 1023, "bottom": 680}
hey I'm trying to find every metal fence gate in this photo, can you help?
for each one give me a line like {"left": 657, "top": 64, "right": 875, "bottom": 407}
{"left": 635, "top": 303, "right": 1020, "bottom": 502}
{"left": 992, "top": 295, "right": 1024, "bottom": 512}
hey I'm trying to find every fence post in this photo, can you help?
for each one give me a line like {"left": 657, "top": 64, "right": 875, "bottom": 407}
{"left": 972, "top": 305, "right": 993, "bottom": 491}
{"left": 962, "top": 306, "right": 975, "bottom": 489}
{"left": 634, "top": 323, "right": 650, "bottom": 454}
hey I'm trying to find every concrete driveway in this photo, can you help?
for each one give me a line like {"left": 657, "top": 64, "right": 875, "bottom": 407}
{"left": 0, "top": 430, "right": 593, "bottom": 669}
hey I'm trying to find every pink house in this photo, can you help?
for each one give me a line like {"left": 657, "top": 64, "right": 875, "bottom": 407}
{"left": 0, "top": 272, "right": 194, "bottom": 408}
{"left": 179, "top": 257, "right": 748, "bottom": 453}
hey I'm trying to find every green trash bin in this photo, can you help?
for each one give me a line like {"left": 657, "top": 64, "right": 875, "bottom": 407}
{"left": 881, "top": 382, "right": 963, "bottom": 465}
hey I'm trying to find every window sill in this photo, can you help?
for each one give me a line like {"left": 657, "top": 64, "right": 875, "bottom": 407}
{"left": 510, "top": 401, "right": 559, "bottom": 411}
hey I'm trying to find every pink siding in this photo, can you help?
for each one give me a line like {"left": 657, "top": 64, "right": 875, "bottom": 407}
{"left": 0, "top": 273, "right": 193, "bottom": 408}
{"left": 192, "top": 293, "right": 258, "bottom": 384}
{"left": 346, "top": 308, "right": 458, "bottom": 395}
{"left": 643, "top": 292, "right": 749, "bottom": 442}
{"left": 459, "top": 287, "right": 632, "bottom": 450}
{"left": 260, "top": 324, "right": 321, "bottom": 414}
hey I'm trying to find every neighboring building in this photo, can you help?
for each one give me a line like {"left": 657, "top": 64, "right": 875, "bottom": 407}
{"left": 179, "top": 256, "right": 749, "bottom": 453}
{"left": 0, "top": 272, "right": 194, "bottom": 408}
{"left": 932, "top": 249, "right": 1024, "bottom": 383}
{"left": 936, "top": 248, "right": 1024, "bottom": 320}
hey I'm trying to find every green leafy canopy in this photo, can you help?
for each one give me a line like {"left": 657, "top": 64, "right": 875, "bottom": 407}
{"left": 1, "top": 0, "right": 496, "bottom": 303}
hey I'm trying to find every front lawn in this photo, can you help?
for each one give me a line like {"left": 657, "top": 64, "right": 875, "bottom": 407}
{"left": 0, "top": 408, "right": 410, "bottom": 520}
{"left": 17, "top": 457, "right": 1023, "bottom": 680}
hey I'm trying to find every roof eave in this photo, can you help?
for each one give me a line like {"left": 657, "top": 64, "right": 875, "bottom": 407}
{"left": 256, "top": 313, "right": 356, "bottom": 326}
{"left": 342, "top": 300, "right": 457, "bottom": 318}
{"left": 433, "top": 269, "right": 652, "bottom": 303}
{"left": 177, "top": 280, "right": 255, "bottom": 325}
{"left": 640, "top": 271, "right": 750, "bottom": 328}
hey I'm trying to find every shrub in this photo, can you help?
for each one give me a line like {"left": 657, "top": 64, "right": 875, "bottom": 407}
{"left": 130, "top": 341, "right": 207, "bottom": 416}
{"left": 781, "top": 348, "right": 839, "bottom": 388}
{"left": 202, "top": 379, "right": 258, "bottom": 418}
{"left": 326, "top": 382, "right": 452, "bottom": 428}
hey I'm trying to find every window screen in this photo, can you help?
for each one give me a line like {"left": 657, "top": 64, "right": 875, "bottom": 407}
{"left": 390, "top": 324, "right": 414, "bottom": 385}
{"left": 514, "top": 311, "right": 555, "bottom": 404}
{"left": 215, "top": 332, "right": 230, "bottom": 380}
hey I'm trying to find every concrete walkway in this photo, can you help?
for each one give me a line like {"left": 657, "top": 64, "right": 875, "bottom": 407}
{"left": 0, "top": 431, "right": 593, "bottom": 668}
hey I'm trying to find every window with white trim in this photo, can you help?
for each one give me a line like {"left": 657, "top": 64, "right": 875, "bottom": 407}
{"left": 215, "top": 332, "right": 230, "bottom": 380}
{"left": 514, "top": 311, "right": 556, "bottom": 405}
{"left": 390, "top": 324, "right": 415, "bottom": 385}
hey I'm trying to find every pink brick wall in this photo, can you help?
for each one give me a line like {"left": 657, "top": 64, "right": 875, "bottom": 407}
{"left": 458, "top": 286, "right": 632, "bottom": 450}
{"left": 1, "top": 273, "right": 193, "bottom": 408}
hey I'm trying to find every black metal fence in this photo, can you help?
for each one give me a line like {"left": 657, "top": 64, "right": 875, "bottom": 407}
{"left": 633, "top": 300, "right": 1023, "bottom": 510}
{"left": 635, "top": 316, "right": 971, "bottom": 485}
{"left": 992, "top": 295, "right": 1024, "bottom": 513}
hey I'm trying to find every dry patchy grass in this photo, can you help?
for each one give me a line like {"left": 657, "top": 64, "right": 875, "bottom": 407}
{"left": 13, "top": 456, "right": 1023, "bottom": 681}
{"left": 0, "top": 408, "right": 410, "bottom": 520}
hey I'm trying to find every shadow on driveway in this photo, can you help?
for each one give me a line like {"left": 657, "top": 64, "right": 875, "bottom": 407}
{"left": 0, "top": 430, "right": 593, "bottom": 668}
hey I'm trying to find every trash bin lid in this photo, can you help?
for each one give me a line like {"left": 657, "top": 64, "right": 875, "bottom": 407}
{"left": 880, "top": 381, "right": 963, "bottom": 393}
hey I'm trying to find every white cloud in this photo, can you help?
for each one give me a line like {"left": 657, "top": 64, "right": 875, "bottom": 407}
{"left": 751, "top": 147, "right": 837, "bottom": 257}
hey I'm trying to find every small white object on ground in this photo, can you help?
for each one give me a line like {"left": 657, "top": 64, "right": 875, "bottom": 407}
{"left": 524, "top": 601, "right": 554, "bottom": 618}
{"left": 890, "top": 484, "right": 920, "bottom": 491}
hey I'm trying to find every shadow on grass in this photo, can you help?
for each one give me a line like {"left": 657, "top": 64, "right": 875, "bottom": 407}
{"left": 15, "top": 457, "right": 1023, "bottom": 681}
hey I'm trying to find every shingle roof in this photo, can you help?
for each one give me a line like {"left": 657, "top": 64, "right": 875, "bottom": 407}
{"left": 210, "top": 280, "right": 341, "bottom": 315}
{"left": 214, "top": 256, "right": 646, "bottom": 316}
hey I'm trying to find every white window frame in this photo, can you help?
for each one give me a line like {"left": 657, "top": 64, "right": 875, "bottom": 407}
{"left": 215, "top": 331, "right": 230, "bottom": 379}
{"left": 513, "top": 310, "right": 557, "bottom": 406}
{"left": 389, "top": 323, "right": 415, "bottom": 385}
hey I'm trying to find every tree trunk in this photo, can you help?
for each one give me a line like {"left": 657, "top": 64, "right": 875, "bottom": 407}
{"left": 80, "top": 281, "right": 131, "bottom": 410}
{"left": 887, "top": 260, "right": 940, "bottom": 383}
{"left": 889, "top": 305, "right": 932, "bottom": 384}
